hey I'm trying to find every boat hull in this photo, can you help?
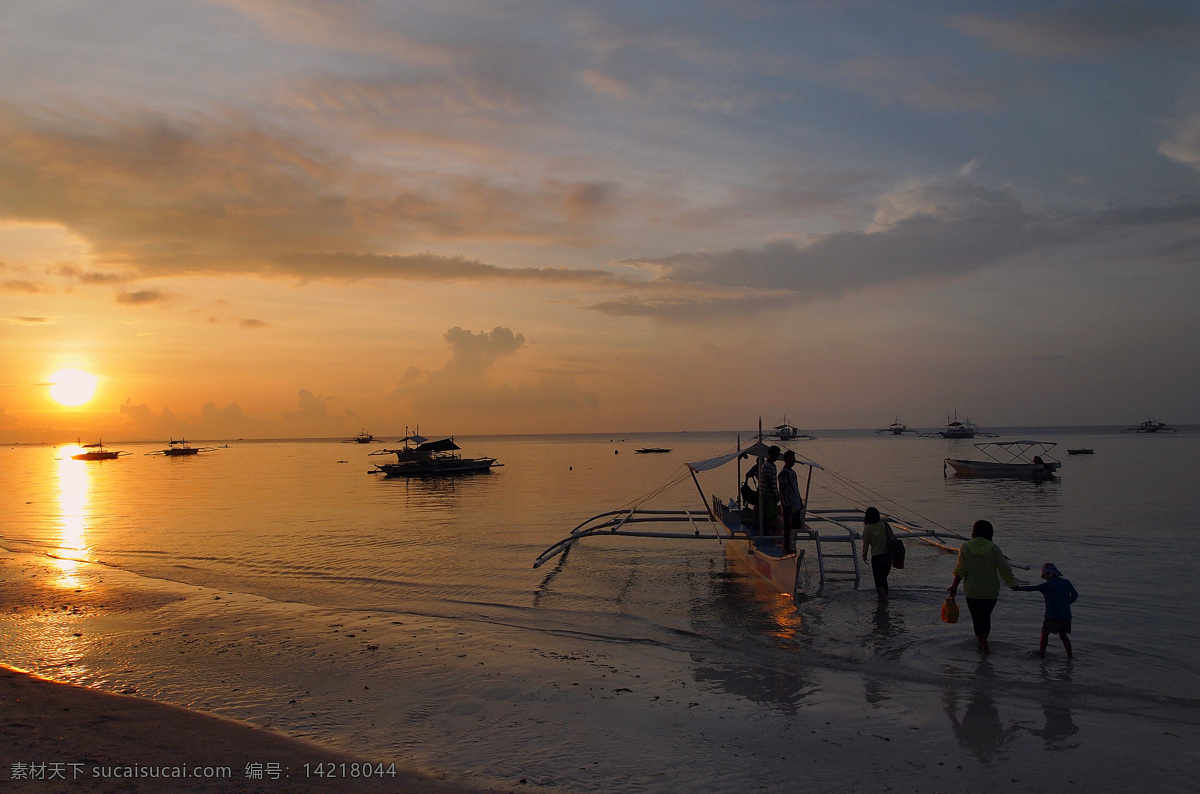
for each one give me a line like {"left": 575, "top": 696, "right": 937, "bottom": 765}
{"left": 162, "top": 448, "right": 200, "bottom": 456}
{"left": 71, "top": 452, "right": 120, "bottom": 460}
{"left": 375, "top": 458, "right": 498, "bottom": 477}
{"left": 713, "top": 502, "right": 803, "bottom": 596}
{"left": 945, "top": 458, "right": 1059, "bottom": 479}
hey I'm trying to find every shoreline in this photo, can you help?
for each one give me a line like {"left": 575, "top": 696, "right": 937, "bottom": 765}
{"left": 0, "top": 550, "right": 482, "bottom": 793}
{"left": 1, "top": 663, "right": 470, "bottom": 793}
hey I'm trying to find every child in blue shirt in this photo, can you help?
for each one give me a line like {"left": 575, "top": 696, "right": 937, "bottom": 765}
{"left": 1013, "top": 563, "right": 1079, "bottom": 658}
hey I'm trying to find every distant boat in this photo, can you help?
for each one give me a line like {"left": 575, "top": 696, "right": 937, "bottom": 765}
{"left": 1122, "top": 418, "right": 1176, "bottom": 434}
{"left": 920, "top": 411, "right": 997, "bottom": 439}
{"left": 874, "top": 417, "right": 917, "bottom": 435}
{"left": 70, "top": 440, "right": 129, "bottom": 460}
{"left": 634, "top": 447, "right": 672, "bottom": 454}
{"left": 944, "top": 441, "right": 1060, "bottom": 479}
{"left": 767, "top": 417, "right": 815, "bottom": 441}
{"left": 1066, "top": 448, "right": 1094, "bottom": 455}
{"left": 344, "top": 429, "right": 377, "bottom": 443}
{"left": 145, "top": 438, "right": 217, "bottom": 457}
{"left": 369, "top": 433, "right": 501, "bottom": 477}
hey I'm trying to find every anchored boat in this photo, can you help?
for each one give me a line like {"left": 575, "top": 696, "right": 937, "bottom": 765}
{"left": 767, "top": 418, "right": 815, "bottom": 441}
{"left": 70, "top": 440, "right": 129, "bottom": 460}
{"left": 535, "top": 429, "right": 978, "bottom": 601}
{"left": 944, "top": 440, "right": 1061, "bottom": 479}
{"left": 874, "top": 417, "right": 917, "bottom": 435}
{"left": 369, "top": 432, "right": 501, "bottom": 477}
{"left": 1123, "top": 418, "right": 1176, "bottom": 434}
{"left": 920, "top": 410, "right": 997, "bottom": 439}
{"left": 145, "top": 438, "right": 217, "bottom": 457}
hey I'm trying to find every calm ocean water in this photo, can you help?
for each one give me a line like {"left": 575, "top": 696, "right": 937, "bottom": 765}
{"left": 2, "top": 428, "right": 1199, "bottom": 790}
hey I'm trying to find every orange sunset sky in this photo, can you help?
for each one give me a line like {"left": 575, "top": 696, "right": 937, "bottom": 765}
{"left": 3, "top": 1, "right": 1199, "bottom": 442}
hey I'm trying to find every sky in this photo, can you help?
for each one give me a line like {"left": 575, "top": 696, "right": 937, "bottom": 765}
{"left": 2, "top": 0, "right": 1199, "bottom": 442}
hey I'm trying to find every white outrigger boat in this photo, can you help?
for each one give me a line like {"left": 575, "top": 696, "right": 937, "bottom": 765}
{"left": 944, "top": 440, "right": 1060, "bottom": 479}
{"left": 535, "top": 428, "right": 985, "bottom": 601}
{"left": 874, "top": 417, "right": 917, "bottom": 435}
{"left": 1122, "top": 418, "right": 1176, "bottom": 434}
{"left": 919, "top": 411, "right": 997, "bottom": 439}
{"left": 768, "top": 417, "right": 815, "bottom": 441}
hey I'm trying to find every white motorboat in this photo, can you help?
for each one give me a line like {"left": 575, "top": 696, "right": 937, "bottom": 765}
{"left": 944, "top": 440, "right": 1061, "bottom": 479}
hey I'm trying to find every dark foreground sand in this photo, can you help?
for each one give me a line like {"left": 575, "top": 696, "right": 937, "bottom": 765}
{"left": 1, "top": 664, "right": 476, "bottom": 793}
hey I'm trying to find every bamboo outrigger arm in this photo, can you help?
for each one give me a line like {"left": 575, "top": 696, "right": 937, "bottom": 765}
{"left": 533, "top": 508, "right": 726, "bottom": 569}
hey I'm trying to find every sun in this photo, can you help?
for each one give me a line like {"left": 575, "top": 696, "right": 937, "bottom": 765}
{"left": 49, "top": 368, "right": 98, "bottom": 407}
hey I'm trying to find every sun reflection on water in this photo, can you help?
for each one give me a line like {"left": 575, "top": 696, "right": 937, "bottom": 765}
{"left": 54, "top": 450, "right": 92, "bottom": 588}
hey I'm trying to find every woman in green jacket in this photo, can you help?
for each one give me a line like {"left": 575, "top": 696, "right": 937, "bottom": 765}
{"left": 947, "top": 520, "right": 1017, "bottom": 654}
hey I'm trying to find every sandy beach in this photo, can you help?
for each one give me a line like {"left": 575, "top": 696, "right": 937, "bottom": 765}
{"left": 0, "top": 551, "right": 478, "bottom": 793}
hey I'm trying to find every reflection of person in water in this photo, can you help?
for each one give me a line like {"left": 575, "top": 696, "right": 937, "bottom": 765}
{"left": 1026, "top": 703, "right": 1081, "bottom": 751}
{"left": 942, "top": 686, "right": 1023, "bottom": 765}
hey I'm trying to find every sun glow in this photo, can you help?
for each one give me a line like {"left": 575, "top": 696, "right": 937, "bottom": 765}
{"left": 48, "top": 368, "right": 98, "bottom": 407}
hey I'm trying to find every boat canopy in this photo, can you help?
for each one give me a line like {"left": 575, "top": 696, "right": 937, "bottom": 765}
{"left": 969, "top": 440, "right": 1058, "bottom": 463}
{"left": 687, "top": 443, "right": 822, "bottom": 473}
{"left": 416, "top": 437, "right": 460, "bottom": 453}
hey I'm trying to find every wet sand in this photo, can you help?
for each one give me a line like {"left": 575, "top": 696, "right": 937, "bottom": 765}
{"left": 3, "top": 549, "right": 1198, "bottom": 792}
{"left": 0, "top": 552, "right": 479, "bottom": 792}
{"left": 1, "top": 664, "right": 467, "bottom": 793}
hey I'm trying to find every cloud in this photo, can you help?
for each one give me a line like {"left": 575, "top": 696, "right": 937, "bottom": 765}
{"left": 4, "top": 316, "right": 57, "bottom": 325}
{"left": 601, "top": 177, "right": 1200, "bottom": 321}
{"left": 390, "top": 326, "right": 598, "bottom": 424}
{"left": 2, "top": 279, "right": 48, "bottom": 293}
{"left": 0, "top": 104, "right": 627, "bottom": 280}
{"left": 116, "top": 289, "right": 171, "bottom": 304}
{"left": 953, "top": 4, "right": 1200, "bottom": 59}
{"left": 240, "top": 318, "right": 270, "bottom": 328}
{"left": 1160, "top": 112, "right": 1200, "bottom": 171}
{"left": 52, "top": 264, "right": 131, "bottom": 284}
{"left": 833, "top": 56, "right": 1040, "bottom": 112}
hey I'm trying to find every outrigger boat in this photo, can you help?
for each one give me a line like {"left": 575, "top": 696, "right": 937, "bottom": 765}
{"left": 145, "top": 438, "right": 218, "bottom": 457}
{"left": 344, "top": 429, "right": 377, "bottom": 443}
{"left": 1122, "top": 418, "right": 1176, "bottom": 434}
{"left": 920, "top": 410, "right": 997, "bottom": 439}
{"left": 874, "top": 417, "right": 917, "bottom": 435}
{"left": 767, "top": 417, "right": 815, "bottom": 441}
{"left": 369, "top": 431, "right": 501, "bottom": 477}
{"left": 634, "top": 447, "right": 672, "bottom": 454}
{"left": 535, "top": 426, "right": 992, "bottom": 601}
{"left": 944, "top": 440, "right": 1060, "bottom": 479}
{"left": 70, "top": 440, "right": 129, "bottom": 460}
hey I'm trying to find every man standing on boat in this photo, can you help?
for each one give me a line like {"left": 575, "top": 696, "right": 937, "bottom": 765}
{"left": 778, "top": 449, "right": 803, "bottom": 554}
{"left": 759, "top": 445, "right": 782, "bottom": 538}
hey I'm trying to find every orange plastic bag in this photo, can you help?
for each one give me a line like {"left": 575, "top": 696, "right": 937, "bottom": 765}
{"left": 941, "top": 597, "right": 960, "bottom": 624}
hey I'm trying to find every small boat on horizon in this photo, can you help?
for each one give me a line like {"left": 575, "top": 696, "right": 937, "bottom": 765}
{"left": 874, "top": 417, "right": 917, "bottom": 435}
{"left": 70, "top": 440, "right": 130, "bottom": 461}
{"left": 944, "top": 440, "right": 1060, "bottom": 480}
{"left": 920, "top": 411, "right": 998, "bottom": 439}
{"left": 344, "top": 429, "right": 377, "bottom": 443}
{"left": 767, "top": 417, "right": 815, "bottom": 441}
{"left": 1122, "top": 418, "right": 1176, "bottom": 434}
{"left": 1066, "top": 448, "right": 1094, "bottom": 455}
{"left": 634, "top": 447, "right": 672, "bottom": 454}
{"left": 145, "top": 438, "right": 218, "bottom": 457}
{"left": 369, "top": 432, "right": 501, "bottom": 477}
